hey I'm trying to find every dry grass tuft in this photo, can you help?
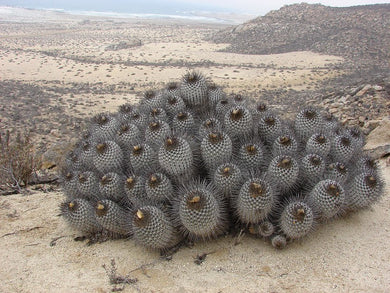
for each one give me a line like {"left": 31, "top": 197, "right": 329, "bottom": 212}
{"left": 0, "top": 130, "right": 41, "bottom": 194}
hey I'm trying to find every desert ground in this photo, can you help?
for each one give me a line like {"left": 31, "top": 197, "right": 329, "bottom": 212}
{"left": 0, "top": 6, "right": 389, "bottom": 293}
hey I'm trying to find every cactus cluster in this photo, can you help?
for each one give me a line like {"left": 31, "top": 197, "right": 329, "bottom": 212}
{"left": 60, "top": 71, "right": 385, "bottom": 251}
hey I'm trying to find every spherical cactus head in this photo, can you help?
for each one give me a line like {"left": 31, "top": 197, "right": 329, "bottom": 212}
{"left": 149, "top": 107, "right": 167, "bottom": 122}
{"left": 213, "top": 162, "right": 243, "bottom": 197}
{"left": 331, "top": 134, "right": 355, "bottom": 163}
{"left": 257, "top": 102, "right": 268, "bottom": 113}
{"left": 294, "top": 107, "right": 323, "bottom": 142}
{"left": 90, "top": 112, "right": 118, "bottom": 141}
{"left": 207, "top": 82, "right": 225, "bottom": 107}
{"left": 99, "top": 172, "right": 125, "bottom": 203}
{"left": 308, "top": 179, "right": 345, "bottom": 220}
{"left": 301, "top": 153, "right": 326, "bottom": 186}
{"left": 158, "top": 134, "right": 194, "bottom": 178}
{"left": 145, "top": 120, "right": 171, "bottom": 147}
{"left": 267, "top": 154, "right": 299, "bottom": 193}
{"left": 258, "top": 113, "right": 282, "bottom": 144}
{"left": 167, "top": 81, "right": 179, "bottom": 92}
{"left": 238, "top": 139, "right": 264, "bottom": 171}
{"left": 355, "top": 155, "right": 378, "bottom": 174}
{"left": 129, "top": 142, "right": 157, "bottom": 174}
{"left": 172, "top": 110, "right": 196, "bottom": 135}
{"left": 272, "top": 133, "right": 298, "bottom": 157}
{"left": 224, "top": 106, "right": 253, "bottom": 139}
{"left": 235, "top": 177, "right": 275, "bottom": 224}
{"left": 61, "top": 198, "right": 101, "bottom": 234}
{"left": 59, "top": 166, "right": 79, "bottom": 198}
{"left": 133, "top": 206, "right": 180, "bottom": 251}
{"left": 144, "top": 172, "right": 173, "bottom": 203}
{"left": 92, "top": 140, "right": 124, "bottom": 174}
{"left": 279, "top": 198, "right": 315, "bottom": 240}
{"left": 201, "top": 131, "right": 232, "bottom": 171}
{"left": 174, "top": 181, "right": 227, "bottom": 240}
{"left": 198, "top": 117, "right": 221, "bottom": 139}
{"left": 181, "top": 70, "right": 208, "bottom": 108}
{"left": 95, "top": 199, "right": 132, "bottom": 236}
{"left": 117, "top": 103, "right": 135, "bottom": 122}
{"left": 306, "top": 132, "right": 331, "bottom": 157}
{"left": 258, "top": 220, "right": 275, "bottom": 238}
{"left": 118, "top": 103, "right": 133, "bottom": 114}
{"left": 76, "top": 170, "right": 101, "bottom": 201}
{"left": 347, "top": 172, "right": 384, "bottom": 211}
{"left": 271, "top": 234, "right": 287, "bottom": 249}
{"left": 348, "top": 126, "right": 365, "bottom": 151}
{"left": 215, "top": 97, "right": 232, "bottom": 120}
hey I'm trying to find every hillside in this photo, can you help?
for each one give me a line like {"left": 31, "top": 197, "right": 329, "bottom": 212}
{"left": 211, "top": 3, "right": 390, "bottom": 64}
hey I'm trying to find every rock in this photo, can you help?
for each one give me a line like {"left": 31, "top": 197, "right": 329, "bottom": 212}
{"left": 50, "top": 129, "right": 61, "bottom": 137}
{"left": 364, "top": 144, "right": 390, "bottom": 159}
{"left": 40, "top": 141, "right": 75, "bottom": 170}
{"left": 364, "top": 118, "right": 390, "bottom": 151}
{"left": 366, "top": 119, "right": 381, "bottom": 130}
{"left": 356, "top": 85, "right": 372, "bottom": 96}
{"left": 373, "top": 85, "right": 383, "bottom": 91}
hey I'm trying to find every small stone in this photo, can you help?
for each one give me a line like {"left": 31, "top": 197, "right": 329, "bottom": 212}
{"left": 356, "top": 84, "right": 372, "bottom": 96}
{"left": 373, "top": 85, "right": 383, "bottom": 91}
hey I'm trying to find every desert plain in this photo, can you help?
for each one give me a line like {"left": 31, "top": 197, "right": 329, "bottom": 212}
{"left": 0, "top": 6, "right": 389, "bottom": 293}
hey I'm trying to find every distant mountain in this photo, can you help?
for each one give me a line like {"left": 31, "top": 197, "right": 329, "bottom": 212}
{"left": 210, "top": 3, "right": 390, "bottom": 63}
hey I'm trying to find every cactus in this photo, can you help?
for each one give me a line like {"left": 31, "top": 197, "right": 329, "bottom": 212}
{"left": 234, "top": 177, "right": 275, "bottom": 224}
{"left": 133, "top": 206, "right": 181, "bottom": 251}
{"left": 301, "top": 153, "right": 326, "bottom": 187}
{"left": 180, "top": 71, "right": 208, "bottom": 108}
{"left": 148, "top": 107, "right": 168, "bottom": 122}
{"left": 128, "top": 142, "right": 158, "bottom": 174}
{"left": 213, "top": 162, "right": 243, "bottom": 198}
{"left": 60, "top": 71, "right": 385, "bottom": 251}
{"left": 325, "top": 161, "right": 349, "bottom": 185}
{"left": 76, "top": 170, "right": 102, "bottom": 201}
{"left": 331, "top": 134, "right": 355, "bottom": 163}
{"left": 271, "top": 134, "right": 298, "bottom": 157}
{"left": 346, "top": 172, "right": 384, "bottom": 211}
{"left": 305, "top": 132, "right": 331, "bottom": 157}
{"left": 173, "top": 180, "right": 227, "bottom": 240}
{"left": 294, "top": 107, "right": 323, "bottom": 142}
{"left": 99, "top": 172, "right": 125, "bottom": 203}
{"left": 267, "top": 155, "right": 299, "bottom": 193}
{"left": 92, "top": 140, "right": 124, "bottom": 174}
{"left": 307, "top": 179, "right": 345, "bottom": 220}
{"left": 158, "top": 135, "right": 194, "bottom": 180}
{"left": 258, "top": 113, "right": 282, "bottom": 144}
{"left": 145, "top": 120, "right": 171, "bottom": 147}
{"left": 95, "top": 199, "right": 133, "bottom": 236}
{"left": 61, "top": 198, "right": 102, "bottom": 234}
{"left": 198, "top": 117, "right": 222, "bottom": 139}
{"left": 279, "top": 198, "right": 315, "bottom": 239}
{"left": 164, "top": 94, "right": 186, "bottom": 118}
{"left": 90, "top": 113, "right": 119, "bottom": 141}
{"left": 224, "top": 106, "right": 253, "bottom": 139}
{"left": 144, "top": 172, "right": 173, "bottom": 203}
{"left": 200, "top": 131, "right": 232, "bottom": 172}
{"left": 172, "top": 111, "right": 196, "bottom": 135}
{"left": 124, "top": 174, "right": 147, "bottom": 207}
{"left": 115, "top": 122, "right": 141, "bottom": 150}
{"left": 271, "top": 234, "right": 287, "bottom": 249}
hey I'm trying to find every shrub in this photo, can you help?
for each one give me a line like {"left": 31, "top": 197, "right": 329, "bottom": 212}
{"left": 0, "top": 130, "right": 41, "bottom": 193}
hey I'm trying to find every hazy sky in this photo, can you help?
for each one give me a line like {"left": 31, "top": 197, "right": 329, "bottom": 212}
{"left": 0, "top": 0, "right": 389, "bottom": 14}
